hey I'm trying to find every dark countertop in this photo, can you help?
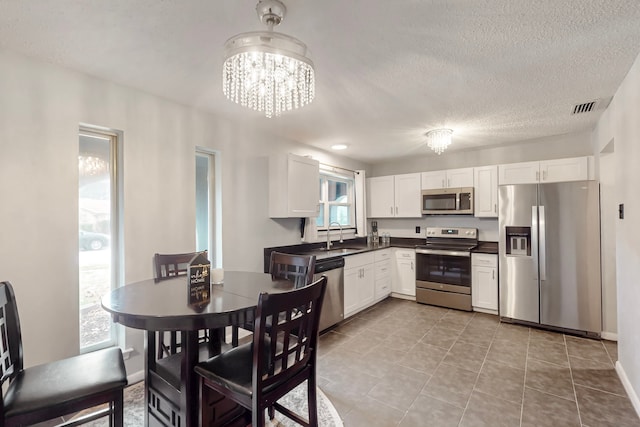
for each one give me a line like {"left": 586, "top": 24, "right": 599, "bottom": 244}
{"left": 263, "top": 237, "right": 424, "bottom": 273}
{"left": 264, "top": 238, "right": 499, "bottom": 272}
{"left": 472, "top": 241, "right": 499, "bottom": 254}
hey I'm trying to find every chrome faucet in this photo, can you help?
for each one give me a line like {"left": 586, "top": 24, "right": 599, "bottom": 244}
{"left": 327, "top": 222, "right": 343, "bottom": 249}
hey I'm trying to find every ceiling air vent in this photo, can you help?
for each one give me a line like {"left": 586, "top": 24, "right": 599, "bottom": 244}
{"left": 571, "top": 97, "right": 612, "bottom": 115}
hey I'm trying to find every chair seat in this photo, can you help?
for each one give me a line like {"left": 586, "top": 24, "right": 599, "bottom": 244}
{"left": 2, "top": 347, "right": 127, "bottom": 419}
{"left": 195, "top": 342, "right": 260, "bottom": 397}
{"left": 195, "top": 338, "right": 295, "bottom": 398}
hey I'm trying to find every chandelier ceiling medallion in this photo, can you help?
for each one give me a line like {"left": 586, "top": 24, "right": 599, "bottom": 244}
{"left": 222, "top": 0, "right": 315, "bottom": 118}
{"left": 425, "top": 128, "right": 453, "bottom": 155}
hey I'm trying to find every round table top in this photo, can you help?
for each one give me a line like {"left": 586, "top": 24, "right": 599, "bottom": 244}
{"left": 101, "top": 271, "right": 293, "bottom": 331}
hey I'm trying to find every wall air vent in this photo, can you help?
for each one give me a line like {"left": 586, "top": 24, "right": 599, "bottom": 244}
{"left": 571, "top": 97, "right": 612, "bottom": 115}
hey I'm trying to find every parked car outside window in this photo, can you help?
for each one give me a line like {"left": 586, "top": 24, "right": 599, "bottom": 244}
{"left": 79, "top": 230, "right": 109, "bottom": 251}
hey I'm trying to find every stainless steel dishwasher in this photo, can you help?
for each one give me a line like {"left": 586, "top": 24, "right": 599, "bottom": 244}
{"left": 314, "top": 257, "right": 345, "bottom": 332}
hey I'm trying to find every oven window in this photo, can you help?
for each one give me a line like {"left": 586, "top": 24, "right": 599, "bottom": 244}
{"left": 416, "top": 253, "right": 471, "bottom": 286}
{"left": 423, "top": 194, "right": 456, "bottom": 211}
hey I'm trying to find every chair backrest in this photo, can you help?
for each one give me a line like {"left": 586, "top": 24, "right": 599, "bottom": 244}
{"left": 154, "top": 250, "right": 208, "bottom": 281}
{"left": 269, "top": 252, "right": 316, "bottom": 289}
{"left": 252, "top": 275, "right": 327, "bottom": 395}
{"left": 0, "top": 281, "right": 24, "bottom": 388}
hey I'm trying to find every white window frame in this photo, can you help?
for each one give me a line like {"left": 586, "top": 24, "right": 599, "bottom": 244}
{"left": 317, "top": 170, "right": 356, "bottom": 231}
{"left": 78, "top": 125, "right": 122, "bottom": 353}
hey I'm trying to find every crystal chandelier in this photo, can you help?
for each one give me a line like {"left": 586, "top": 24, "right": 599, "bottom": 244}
{"left": 425, "top": 129, "right": 453, "bottom": 155}
{"left": 222, "top": 0, "right": 315, "bottom": 118}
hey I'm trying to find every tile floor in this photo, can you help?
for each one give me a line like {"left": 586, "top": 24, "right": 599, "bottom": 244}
{"left": 317, "top": 297, "right": 640, "bottom": 427}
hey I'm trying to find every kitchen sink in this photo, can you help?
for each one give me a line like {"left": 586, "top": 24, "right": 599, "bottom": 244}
{"left": 303, "top": 247, "right": 366, "bottom": 257}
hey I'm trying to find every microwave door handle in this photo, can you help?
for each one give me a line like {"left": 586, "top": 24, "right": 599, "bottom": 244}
{"left": 531, "top": 206, "right": 539, "bottom": 280}
{"left": 539, "top": 206, "right": 546, "bottom": 280}
{"left": 456, "top": 194, "right": 460, "bottom": 211}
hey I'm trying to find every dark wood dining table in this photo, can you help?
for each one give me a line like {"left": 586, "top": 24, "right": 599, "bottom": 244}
{"left": 101, "top": 271, "right": 294, "bottom": 427}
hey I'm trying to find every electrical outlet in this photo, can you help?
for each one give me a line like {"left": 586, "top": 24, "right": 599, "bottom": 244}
{"left": 415, "top": 226, "right": 421, "bottom": 234}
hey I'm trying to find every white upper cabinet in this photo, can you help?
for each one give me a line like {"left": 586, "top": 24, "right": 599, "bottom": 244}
{"left": 474, "top": 165, "right": 498, "bottom": 218}
{"left": 421, "top": 167, "right": 474, "bottom": 189}
{"left": 541, "top": 157, "right": 590, "bottom": 183}
{"left": 394, "top": 173, "right": 422, "bottom": 217}
{"left": 367, "top": 173, "right": 421, "bottom": 218}
{"left": 269, "top": 153, "right": 319, "bottom": 218}
{"left": 498, "top": 156, "right": 591, "bottom": 185}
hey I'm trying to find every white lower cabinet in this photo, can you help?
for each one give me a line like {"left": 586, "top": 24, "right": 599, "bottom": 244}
{"left": 374, "top": 249, "right": 392, "bottom": 302}
{"left": 344, "top": 252, "right": 375, "bottom": 318}
{"left": 393, "top": 249, "right": 416, "bottom": 297}
{"left": 471, "top": 253, "right": 498, "bottom": 313}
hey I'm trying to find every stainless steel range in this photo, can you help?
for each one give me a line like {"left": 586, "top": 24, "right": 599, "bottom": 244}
{"left": 415, "top": 227, "right": 478, "bottom": 311}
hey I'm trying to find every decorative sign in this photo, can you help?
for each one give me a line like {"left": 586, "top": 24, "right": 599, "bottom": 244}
{"left": 188, "top": 252, "right": 211, "bottom": 306}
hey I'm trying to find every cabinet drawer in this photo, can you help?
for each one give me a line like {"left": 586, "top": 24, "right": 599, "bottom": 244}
{"left": 472, "top": 253, "right": 497, "bottom": 268}
{"left": 395, "top": 249, "right": 415, "bottom": 260}
{"left": 374, "top": 249, "right": 392, "bottom": 262}
{"left": 375, "top": 277, "right": 391, "bottom": 297}
{"left": 344, "top": 252, "right": 375, "bottom": 269}
{"left": 375, "top": 260, "right": 391, "bottom": 278}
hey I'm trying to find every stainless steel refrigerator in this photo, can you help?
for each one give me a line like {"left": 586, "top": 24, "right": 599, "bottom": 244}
{"left": 498, "top": 181, "right": 601, "bottom": 336}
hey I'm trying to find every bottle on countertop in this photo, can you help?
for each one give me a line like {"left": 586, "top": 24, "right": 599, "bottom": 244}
{"left": 371, "top": 220, "right": 379, "bottom": 244}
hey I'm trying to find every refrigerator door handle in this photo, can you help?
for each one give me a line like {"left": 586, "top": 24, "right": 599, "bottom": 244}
{"left": 531, "top": 206, "right": 539, "bottom": 280}
{"left": 539, "top": 205, "right": 546, "bottom": 280}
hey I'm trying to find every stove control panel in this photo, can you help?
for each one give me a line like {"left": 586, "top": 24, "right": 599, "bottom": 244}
{"left": 425, "top": 227, "right": 477, "bottom": 239}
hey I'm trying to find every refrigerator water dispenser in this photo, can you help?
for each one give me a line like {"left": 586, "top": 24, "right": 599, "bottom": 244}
{"left": 505, "top": 227, "right": 531, "bottom": 256}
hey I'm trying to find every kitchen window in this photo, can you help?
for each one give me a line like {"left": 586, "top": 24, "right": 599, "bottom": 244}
{"left": 317, "top": 171, "right": 355, "bottom": 230}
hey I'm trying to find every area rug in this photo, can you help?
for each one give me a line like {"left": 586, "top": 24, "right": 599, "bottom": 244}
{"left": 74, "top": 380, "right": 343, "bottom": 426}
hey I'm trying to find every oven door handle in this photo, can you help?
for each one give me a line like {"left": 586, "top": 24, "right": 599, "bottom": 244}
{"left": 415, "top": 248, "right": 471, "bottom": 257}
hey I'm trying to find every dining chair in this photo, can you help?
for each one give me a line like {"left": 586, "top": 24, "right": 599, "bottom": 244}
{"left": 154, "top": 250, "right": 210, "bottom": 359}
{"left": 195, "top": 275, "right": 327, "bottom": 427}
{"left": 232, "top": 251, "right": 317, "bottom": 347}
{"left": 0, "top": 281, "right": 127, "bottom": 427}
{"left": 269, "top": 251, "right": 316, "bottom": 289}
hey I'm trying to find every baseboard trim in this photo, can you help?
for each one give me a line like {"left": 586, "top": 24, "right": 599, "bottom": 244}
{"left": 473, "top": 307, "right": 499, "bottom": 316}
{"left": 390, "top": 293, "right": 416, "bottom": 301}
{"left": 601, "top": 331, "right": 618, "bottom": 341}
{"left": 127, "top": 369, "right": 145, "bottom": 385}
{"left": 616, "top": 361, "right": 640, "bottom": 418}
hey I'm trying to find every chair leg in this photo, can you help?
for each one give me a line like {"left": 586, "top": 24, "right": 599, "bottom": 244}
{"left": 268, "top": 405, "right": 275, "bottom": 420}
{"left": 252, "top": 402, "right": 265, "bottom": 427}
{"left": 307, "top": 376, "right": 318, "bottom": 427}
{"left": 114, "top": 392, "right": 124, "bottom": 427}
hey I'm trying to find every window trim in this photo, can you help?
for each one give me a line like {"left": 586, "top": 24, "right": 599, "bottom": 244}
{"left": 317, "top": 170, "right": 356, "bottom": 231}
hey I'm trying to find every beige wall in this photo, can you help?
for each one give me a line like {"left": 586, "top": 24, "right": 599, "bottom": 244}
{"left": 593, "top": 50, "right": 640, "bottom": 412}
{"left": 0, "top": 48, "right": 367, "bottom": 373}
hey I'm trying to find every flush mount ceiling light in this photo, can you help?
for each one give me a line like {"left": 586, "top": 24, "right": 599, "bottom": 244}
{"left": 425, "top": 128, "right": 453, "bottom": 155}
{"left": 331, "top": 144, "right": 348, "bottom": 150}
{"left": 222, "top": 0, "right": 315, "bottom": 118}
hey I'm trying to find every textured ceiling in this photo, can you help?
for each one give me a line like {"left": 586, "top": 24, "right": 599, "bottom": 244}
{"left": 1, "top": 0, "right": 639, "bottom": 163}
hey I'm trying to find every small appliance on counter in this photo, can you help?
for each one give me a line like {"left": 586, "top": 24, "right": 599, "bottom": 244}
{"left": 370, "top": 220, "right": 379, "bottom": 244}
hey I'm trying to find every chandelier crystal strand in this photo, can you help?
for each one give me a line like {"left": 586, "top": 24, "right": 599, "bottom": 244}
{"left": 426, "top": 129, "right": 453, "bottom": 155}
{"left": 222, "top": 0, "right": 315, "bottom": 118}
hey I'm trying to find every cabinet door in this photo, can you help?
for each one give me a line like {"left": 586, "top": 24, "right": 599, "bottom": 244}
{"left": 421, "top": 171, "right": 447, "bottom": 189}
{"left": 287, "top": 155, "right": 320, "bottom": 216}
{"left": 344, "top": 267, "right": 360, "bottom": 317}
{"left": 367, "top": 176, "right": 395, "bottom": 218}
{"left": 540, "top": 157, "right": 588, "bottom": 183}
{"left": 394, "top": 173, "right": 422, "bottom": 217}
{"left": 474, "top": 165, "right": 498, "bottom": 218}
{"left": 269, "top": 153, "right": 319, "bottom": 218}
{"left": 394, "top": 250, "right": 416, "bottom": 296}
{"left": 359, "top": 264, "right": 375, "bottom": 308}
{"left": 447, "top": 167, "right": 474, "bottom": 188}
{"left": 471, "top": 266, "right": 498, "bottom": 311}
{"left": 498, "top": 161, "right": 540, "bottom": 185}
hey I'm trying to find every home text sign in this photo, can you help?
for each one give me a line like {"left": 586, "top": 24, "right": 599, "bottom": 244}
{"left": 188, "top": 252, "right": 211, "bottom": 306}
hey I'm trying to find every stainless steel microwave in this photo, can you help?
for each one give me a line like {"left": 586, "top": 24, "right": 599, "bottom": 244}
{"left": 421, "top": 187, "right": 474, "bottom": 215}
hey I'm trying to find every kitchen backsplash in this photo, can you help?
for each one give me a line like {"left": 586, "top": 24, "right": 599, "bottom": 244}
{"left": 374, "top": 217, "right": 499, "bottom": 241}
